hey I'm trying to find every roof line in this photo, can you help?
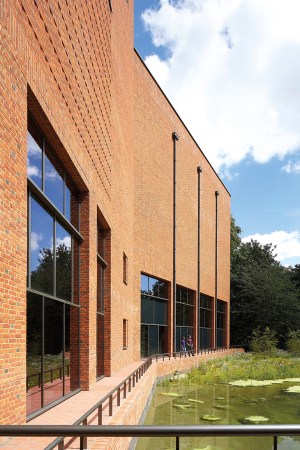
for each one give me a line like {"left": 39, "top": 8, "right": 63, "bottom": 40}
{"left": 134, "top": 48, "right": 231, "bottom": 197}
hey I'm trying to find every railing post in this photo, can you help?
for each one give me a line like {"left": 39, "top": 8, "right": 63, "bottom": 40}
{"left": 132, "top": 374, "right": 135, "bottom": 387}
{"left": 274, "top": 435, "right": 278, "bottom": 450}
{"left": 109, "top": 395, "right": 113, "bottom": 416}
{"left": 58, "top": 440, "right": 64, "bottom": 450}
{"left": 80, "top": 419, "right": 87, "bottom": 450}
{"left": 129, "top": 376, "right": 131, "bottom": 392}
{"left": 176, "top": 435, "right": 180, "bottom": 450}
{"left": 123, "top": 382, "right": 127, "bottom": 399}
{"left": 98, "top": 405, "right": 102, "bottom": 425}
{"left": 117, "top": 388, "right": 121, "bottom": 406}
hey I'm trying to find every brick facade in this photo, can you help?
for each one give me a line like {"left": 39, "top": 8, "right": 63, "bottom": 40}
{"left": 0, "top": 0, "right": 230, "bottom": 424}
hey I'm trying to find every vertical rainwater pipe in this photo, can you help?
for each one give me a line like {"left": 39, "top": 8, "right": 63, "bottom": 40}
{"left": 197, "top": 166, "right": 202, "bottom": 352}
{"left": 214, "top": 190, "right": 219, "bottom": 348}
{"left": 172, "top": 132, "right": 179, "bottom": 353}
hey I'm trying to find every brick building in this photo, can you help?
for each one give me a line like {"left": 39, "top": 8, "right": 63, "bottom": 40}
{"left": 0, "top": 0, "right": 230, "bottom": 424}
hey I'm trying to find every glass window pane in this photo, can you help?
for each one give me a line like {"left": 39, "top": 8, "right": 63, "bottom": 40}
{"left": 141, "top": 325, "right": 149, "bottom": 358}
{"left": 154, "top": 299, "right": 167, "bottom": 325}
{"left": 30, "top": 197, "right": 54, "bottom": 295}
{"left": 26, "top": 292, "right": 42, "bottom": 415}
{"left": 141, "top": 296, "right": 154, "bottom": 324}
{"left": 65, "top": 304, "right": 79, "bottom": 393}
{"left": 56, "top": 222, "right": 72, "bottom": 301}
{"left": 141, "top": 275, "right": 148, "bottom": 293}
{"left": 149, "top": 277, "right": 157, "bottom": 295}
{"left": 149, "top": 325, "right": 158, "bottom": 356}
{"left": 159, "top": 326, "right": 167, "bottom": 354}
{"left": 27, "top": 132, "right": 42, "bottom": 189}
{"left": 44, "top": 298, "right": 63, "bottom": 407}
{"left": 45, "top": 154, "right": 64, "bottom": 213}
{"left": 158, "top": 280, "right": 167, "bottom": 299}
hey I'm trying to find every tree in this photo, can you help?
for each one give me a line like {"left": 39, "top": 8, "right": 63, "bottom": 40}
{"left": 230, "top": 218, "right": 300, "bottom": 348}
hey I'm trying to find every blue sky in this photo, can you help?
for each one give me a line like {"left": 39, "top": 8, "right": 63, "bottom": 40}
{"left": 134, "top": 0, "right": 300, "bottom": 267}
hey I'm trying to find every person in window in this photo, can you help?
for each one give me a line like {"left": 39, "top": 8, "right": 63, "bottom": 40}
{"left": 186, "top": 335, "right": 194, "bottom": 356}
{"left": 181, "top": 336, "right": 186, "bottom": 352}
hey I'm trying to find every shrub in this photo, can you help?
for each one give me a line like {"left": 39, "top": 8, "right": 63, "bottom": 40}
{"left": 286, "top": 330, "right": 300, "bottom": 356}
{"left": 249, "top": 327, "right": 278, "bottom": 355}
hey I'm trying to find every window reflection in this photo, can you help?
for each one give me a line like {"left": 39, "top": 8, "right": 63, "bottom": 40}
{"left": 176, "top": 285, "right": 195, "bottom": 351}
{"left": 65, "top": 304, "right": 80, "bottom": 393}
{"left": 30, "top": 197, "right": 54, "bottom": 295}
{"left": 45, "top": 154, "right": 64, "bottom": 213}
{"left": 56, "top": 222, "right": 72, "bottom": 301}
{"left": 27, "top": 132, "right": 43, "bottom": 189}
{"left": 44, "top": 298, "right": 63, "bottom": 407}
{"left": 26, "top": 293, "right": 42, "bottom": 415}
{"left": 199, "top": 294, "right": 213, "bottom": 349}
{"left": 140, "top": 274, "right": 168, "bottom": 357}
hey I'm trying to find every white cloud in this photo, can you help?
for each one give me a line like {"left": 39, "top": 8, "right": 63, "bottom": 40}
{"left": 282, "top": 160, "right": 300, "bottom": 174}
{"left": 141, "top": 0, "right": 300, "bottom": 172}
{"left": 31, "top": 231, "right": 43, "bottom": 251}
{"left": 56, "top": 236, "right": 71, "bottom": 250}
{"left": 27, "top": 162, "right": 41, "bottom": 178}
{"left": 242, "top": 230, "right": 300, "bottom": 265}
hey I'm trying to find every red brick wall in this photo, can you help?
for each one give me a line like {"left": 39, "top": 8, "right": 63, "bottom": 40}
{"left": 0, "top": 0, "right": 230, "bottom": 424}
{"left": 133, "top": 52, "right": 230, "bottom": 353}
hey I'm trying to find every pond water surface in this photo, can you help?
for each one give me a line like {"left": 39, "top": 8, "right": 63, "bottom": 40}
{"left": 136, "top": 382, "right": 300, "bottom": 450}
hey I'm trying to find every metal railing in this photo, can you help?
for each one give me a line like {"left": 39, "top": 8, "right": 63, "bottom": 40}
{"left": 44, "top": 358, "right": 152, "bottom": 449}
{"left": 150, "top": 345, "right": 241, "bottom": 362}
{"left": 0, "top": 424, "right": 299, "bottom": 450}
{"left": 26, "top": 365, "right": 70, "bottom": 391}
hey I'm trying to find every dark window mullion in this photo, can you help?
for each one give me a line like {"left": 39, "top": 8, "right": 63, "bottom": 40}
{"left": 63, "top": 304, "right": 65, "bottom": 396}
{"left": 53, "top": 218, "right": 56, "bottom": 297}
{"left": 41, "top": 296, "right": 45, "bottom": 408}
{"left": 42, "top": 136, "right": 45, "bottom": 192}
{"left": 71, "top": 237, "right": 74, "bottom": 303}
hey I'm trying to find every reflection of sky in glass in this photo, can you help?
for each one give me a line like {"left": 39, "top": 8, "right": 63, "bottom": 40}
{"left": 149, "top": 277, "right": 157, "bottom": 294}
{"left": 141, "top": 274, "right": 148, "bottom": 292}
{"left": 56, "top": 222, "right": 72, "bottom": 301}
{"left": 56, "top": 222, "right": 71, "bottom": 250}
{"left": 27, "top": 132, "right": 42, "bottom": 189}
{"left": 45, "top": 155, "right": 64, "bottom": 213}
{"left": 30, "top": 197, "right": 54, "bottom": 272}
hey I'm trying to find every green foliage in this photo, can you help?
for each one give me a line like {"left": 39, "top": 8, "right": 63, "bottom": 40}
{"left": 230, "top": 217, "right": 300, "bottom": 348}
{"left": 286, "top": 330, "right": 300, "bottom": 356}
{"left": 177, "top": 353, "right": 300, "bottom": 385}
{"left": 249, "top": 327, "right": 278, "bottom": 355}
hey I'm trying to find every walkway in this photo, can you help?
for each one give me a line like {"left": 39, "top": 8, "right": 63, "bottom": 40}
{"left": 0, "top": 361, "right": 143, "bottom": 450}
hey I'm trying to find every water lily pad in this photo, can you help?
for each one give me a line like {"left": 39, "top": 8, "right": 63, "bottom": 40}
{"left": 188, "top": 398, "right": 204, "bottom": 403}
{"left": 229, "top": 379, "right": 276, "bottom": 387}
{"left": 216, "top": 396, "right": 225, "bottom": 400}
{"left": 243, "top": 399, "right": 258, "bottom": 404}
{"left": 285, "top": 386, "right": 300, "bottom": 393}
{"left": 160, "top": 392, "right": 183, "bottom": 397}
{"left": 201, "top": 414, "right": 222, "bottom": 421}
{"left": 214, "top": 404, "right": 228, "bottom": 410}
{"left": 173, "top": 404, "right": 189, "bottom": 410}
{"left": 240, "top": 415, "right": 270, "bottom": 424}
{"left": 283, "top": 378, "right": 300, "bottom": 383}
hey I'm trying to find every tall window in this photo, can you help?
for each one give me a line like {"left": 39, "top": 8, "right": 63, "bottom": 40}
{"left": 176, "top": 286, "right": 195, "bottom": 352}
{"left": 199, "top": 294, "right": 213, "bottom": 349}
{"left": 140, "top": 274, "right": 168, "bottom": 357}
{"left": 26, "top": 117, "right": 81, "bottom": 417}
{"left": 97, "top": 226, "right": 107, "bottom": 378}
{"left": 217, "top": 299, "right": 227, "bottom": 348}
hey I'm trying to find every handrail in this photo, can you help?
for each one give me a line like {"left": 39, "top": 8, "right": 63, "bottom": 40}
{"left": 150, "top": 345, "right": 242, "bottom": 362}
{"left": 44, "top": 357, "right": 153, "bottom": 450}
{"left": 0, "top": 424, "right": 299, "bottom": 450}
{"left": 26, "top": 365, "right": 70, "bottom": 391}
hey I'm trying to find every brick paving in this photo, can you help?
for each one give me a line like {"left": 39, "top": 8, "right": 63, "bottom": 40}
{"left": 0, "top": 361, "right": 143, "bottom": 450}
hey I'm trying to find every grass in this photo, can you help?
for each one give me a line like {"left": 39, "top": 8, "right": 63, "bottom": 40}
{"left": 160, "top": 351, "right": 300, "bottom": 386}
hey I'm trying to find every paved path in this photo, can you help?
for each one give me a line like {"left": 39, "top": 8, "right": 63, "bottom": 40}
{"left": 0, "top": 361, "right": 143, "bottom": 450}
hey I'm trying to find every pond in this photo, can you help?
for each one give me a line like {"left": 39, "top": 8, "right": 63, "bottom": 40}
{"left": 136, "top": 381, "right": 300, "bottom": 450}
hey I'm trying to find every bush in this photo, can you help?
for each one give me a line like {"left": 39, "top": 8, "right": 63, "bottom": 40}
{"left": 286, "top": 330, "right": 300, "bottom": 356}
{"left": 249, "top": 327, "right": 278, "bottom": 355}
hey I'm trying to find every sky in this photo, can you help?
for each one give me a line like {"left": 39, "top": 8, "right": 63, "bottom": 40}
{"left": 134, "top": 0, "right": 300, "bottom": 267}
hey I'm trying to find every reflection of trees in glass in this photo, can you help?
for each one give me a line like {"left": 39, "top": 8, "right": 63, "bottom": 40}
{"left": 31, "top": 243, "right": 71, "bottom": 300}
